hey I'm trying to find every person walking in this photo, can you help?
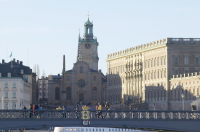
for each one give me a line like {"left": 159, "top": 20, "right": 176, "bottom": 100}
{"left": 23, "top": 105, "right": 26, "bottom": 118}
{"left": 29, "top": 104, "right": 33, "bottom": 119}
{"left": 63, "top": 106, "right": 66, "bottom": 118}
{"left": 39, "top": 105, "right": 42, "bottom": 118}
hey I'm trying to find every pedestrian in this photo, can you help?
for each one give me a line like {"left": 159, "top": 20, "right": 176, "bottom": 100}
{"left": 63, "top": 106, "right": 66, "bottom": 118}
{"left": 98, "top": 103, "right": 103, "bottom": 119}
{"left": 75, "top": 105, "right": 79, "bottom": 119}
{"left": 95, "top": 103, "right": 99, "bottom": 118}
{"left": 129, "top": 105, "right": 132, "bottom": 110}
{"left": 29, "top": 104, "right": 33, "bottom": 119}
{"left": 39, "top": 105, "right": 42, "bottom": 118}
{"left": 105, "top": 102, "right": 109, "bottom": 110}
{"left": 23, "top": 105, "right": 26, "bottom": 118}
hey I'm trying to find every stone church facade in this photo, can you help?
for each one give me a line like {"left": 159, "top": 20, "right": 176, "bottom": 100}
{"left": 48, "top": 18, "right": 107, "bottom": 106}
{"left": 105, "top": 38, "right": 200, "bottom": 110}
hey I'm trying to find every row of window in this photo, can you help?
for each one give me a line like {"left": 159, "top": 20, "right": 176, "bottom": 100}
{"left": 65, "top": 128, "right": 123, "bottom": 132}
{"left": 55, "top": 87, "right": 98, "bottom": 101}
{"left": 174, "top": 56, "right": 200, "bottom": 65}
{"left": 0, "top": 82, "right": 17, "bottom": 88}
{"left": 145, "top": 71, "right": 166, "bottom": 80}
{"left": 145, "top": 57, "right": 166, "bottom": 68}
{"left": 146, "top": 88, "right": 200, "bottom": 99}
{"left": 0, "top": 91, "right": 17, "bottom": 98}
{"left": 0, "top": 73, "right": 11, "bottom": 77}
{"left": 0, "top": 102, "right": 17, "bottom": 109}
{"left": 146, "top": 90, "right": 166, "bottom": 98}
{"left": 67, "top": 76, "right": 97, "bottom": 81}
{"left": 173, "top": 68, "right": 200, "bottom": 75}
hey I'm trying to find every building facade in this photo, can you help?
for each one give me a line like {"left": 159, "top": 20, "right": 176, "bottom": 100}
{"left": 106, "top": 38, "right": 200, "bottom": 110}
{"left": 38, "top": 76, "right": 48, "bottom": 104}
{"left": 47, "top": 18, "right": 107, "bottom": 106}
{"left": 0, "top": 60, "right": 32, "bottom": 109}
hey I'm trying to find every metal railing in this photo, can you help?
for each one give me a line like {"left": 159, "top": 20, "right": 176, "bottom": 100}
{"left": 0, "top": 110, "right": 200, "bottom": 120}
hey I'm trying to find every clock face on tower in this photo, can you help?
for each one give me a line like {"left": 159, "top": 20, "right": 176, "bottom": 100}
{"left": 85, "top": 43, "right": 91, "bottom": 49}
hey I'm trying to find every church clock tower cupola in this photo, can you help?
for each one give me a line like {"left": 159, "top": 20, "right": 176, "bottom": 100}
{"left": 84, "top": 18, "right": 93, "bottom": 40}
{"left": 77, "top": 18, "right": 99, "bottom": 71}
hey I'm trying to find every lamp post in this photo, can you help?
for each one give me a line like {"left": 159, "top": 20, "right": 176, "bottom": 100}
{"left": 181, "top": 93, "right": 185, "bottom": 111}
{"left": 196, "top": 94, "right": 199, "bottom": 111}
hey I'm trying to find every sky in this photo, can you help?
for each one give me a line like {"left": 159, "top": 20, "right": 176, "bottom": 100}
{"left": 0, "top": 0, "right": 200, "bottom": 78}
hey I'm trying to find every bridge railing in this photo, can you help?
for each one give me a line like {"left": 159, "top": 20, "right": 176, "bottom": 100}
{"left": 0, "top": 110, "right": 200, "bottom": 120}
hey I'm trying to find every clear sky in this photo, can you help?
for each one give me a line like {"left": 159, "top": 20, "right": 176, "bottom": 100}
{"left": 0, "top": 0, "right": 200, "bottom": 78}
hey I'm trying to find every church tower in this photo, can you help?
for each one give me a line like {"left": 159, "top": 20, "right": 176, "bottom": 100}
{"left": 77, "top": 18, "right": 99, "bottom": 71}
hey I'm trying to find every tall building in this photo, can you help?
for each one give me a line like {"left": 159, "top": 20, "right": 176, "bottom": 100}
{"left": 106, "top": 38, "right": 200, "bottom": 110}
{"left": 48, "top": 18, "right": 107, "bottom": 106}
{"left": 0, "top": 59, "right": 32, "bottom": 109}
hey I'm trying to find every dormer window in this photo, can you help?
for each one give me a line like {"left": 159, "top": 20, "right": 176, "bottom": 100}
{"left": 21, "top": 69, "right": 24, "bottom": 74}
{"left": 8, "top": 73, "right": 11, "bottom": 77}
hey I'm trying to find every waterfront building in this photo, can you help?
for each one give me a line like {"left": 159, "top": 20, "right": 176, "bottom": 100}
{"left": 106, "top": 38, "right": 200, "bottom": 110}
{"left": 47, "top": 18, "right": 107, "bottom": 106}
{"left": 0, "top": 59, "right": 32, "bottom": 109}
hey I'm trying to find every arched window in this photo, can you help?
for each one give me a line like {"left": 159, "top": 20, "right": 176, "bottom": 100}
{"left": 55, "top": 87, "right": 60, "bottom": 100}
{"left": 93, "top": 87, "right": 97, "bottom": 100}
{"left": 80, "top": 67, "right": 83, "bottom": 73}
{"left": 67, "top": 87, "right": 71, "bottom": 100}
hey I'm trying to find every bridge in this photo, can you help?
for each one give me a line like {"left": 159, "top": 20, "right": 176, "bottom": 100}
{"left": 0, "top": 110, "right": 200, "bottom": 132}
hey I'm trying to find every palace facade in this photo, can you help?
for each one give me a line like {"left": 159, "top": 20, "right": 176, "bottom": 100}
{"left": 105, "top": 38, "right": 200, "bottom": 110}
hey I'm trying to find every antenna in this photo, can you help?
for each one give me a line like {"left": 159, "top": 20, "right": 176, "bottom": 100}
{"left": 28, "top": 50, "right": 29, "bottom": 66}
{"left": 7, "top": 46, "right": 8, "bottom": 62}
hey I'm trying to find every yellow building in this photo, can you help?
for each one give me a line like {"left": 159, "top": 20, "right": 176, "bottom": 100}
{"left": 48, "top": 18, "right": 107, "bottom": 106}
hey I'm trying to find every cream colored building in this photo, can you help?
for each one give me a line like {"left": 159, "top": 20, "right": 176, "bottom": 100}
{"left": 106, "top": 38, "right": 200, "bottom": 110}
{"left": 0, "top": 77, "right": 31, "bottom": 109}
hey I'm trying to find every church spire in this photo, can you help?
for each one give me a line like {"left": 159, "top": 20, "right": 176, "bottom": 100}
{"left": 77, "top": 30, "right": 81, "bottom": 62}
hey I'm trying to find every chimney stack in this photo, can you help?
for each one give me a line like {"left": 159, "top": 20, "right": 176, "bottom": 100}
{"left": 2, "top": 59, "right": 4, "bottom": 64}
{"left": 13, "top": 58, "right": 15, "bottom": 62}
{"left": 20, "top": 61, "right": 23, "bottom": 66}
{"left": 17, "top": 60, "right": 19, "bottom": 64}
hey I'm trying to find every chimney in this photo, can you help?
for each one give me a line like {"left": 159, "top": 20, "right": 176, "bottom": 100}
{"left": 11, "top": 61, "right": 13, "bottom": 68}
{"left": 13, "top": 58, "right": 15, "bottom": 62}
{"left": 17, "top": 60, "right": 19, "bottom": 64}
{"left": 20, "top": 61, "right": 23, "bottom": 66}
{"left": 2, "top": 59, "right": 4, "bottom": 64}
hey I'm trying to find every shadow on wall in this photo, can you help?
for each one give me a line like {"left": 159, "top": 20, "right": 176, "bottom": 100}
{"left": 145, "top": 83, "right": 200, "bottom": 110}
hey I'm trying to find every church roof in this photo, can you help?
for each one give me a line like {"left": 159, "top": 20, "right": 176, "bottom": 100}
{"left": 102, "top": 78, "right": 107, "bottom": 82}
{"left": 90, "top": 68, "right": 98, "bottom": 72}
{"left": 84, "top": 19, "right": 93, "bottom": 26}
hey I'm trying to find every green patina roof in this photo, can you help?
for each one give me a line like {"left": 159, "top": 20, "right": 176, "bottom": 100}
{"left": 84, "top": 19, "right": 93, "bottom": 26}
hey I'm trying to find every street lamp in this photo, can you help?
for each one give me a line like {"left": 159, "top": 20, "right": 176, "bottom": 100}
{"left": 181, "top": 93, "right": 185, "bottom": 111}
{"left": 196, "top": 94, "right": 199, "bottom": 111}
